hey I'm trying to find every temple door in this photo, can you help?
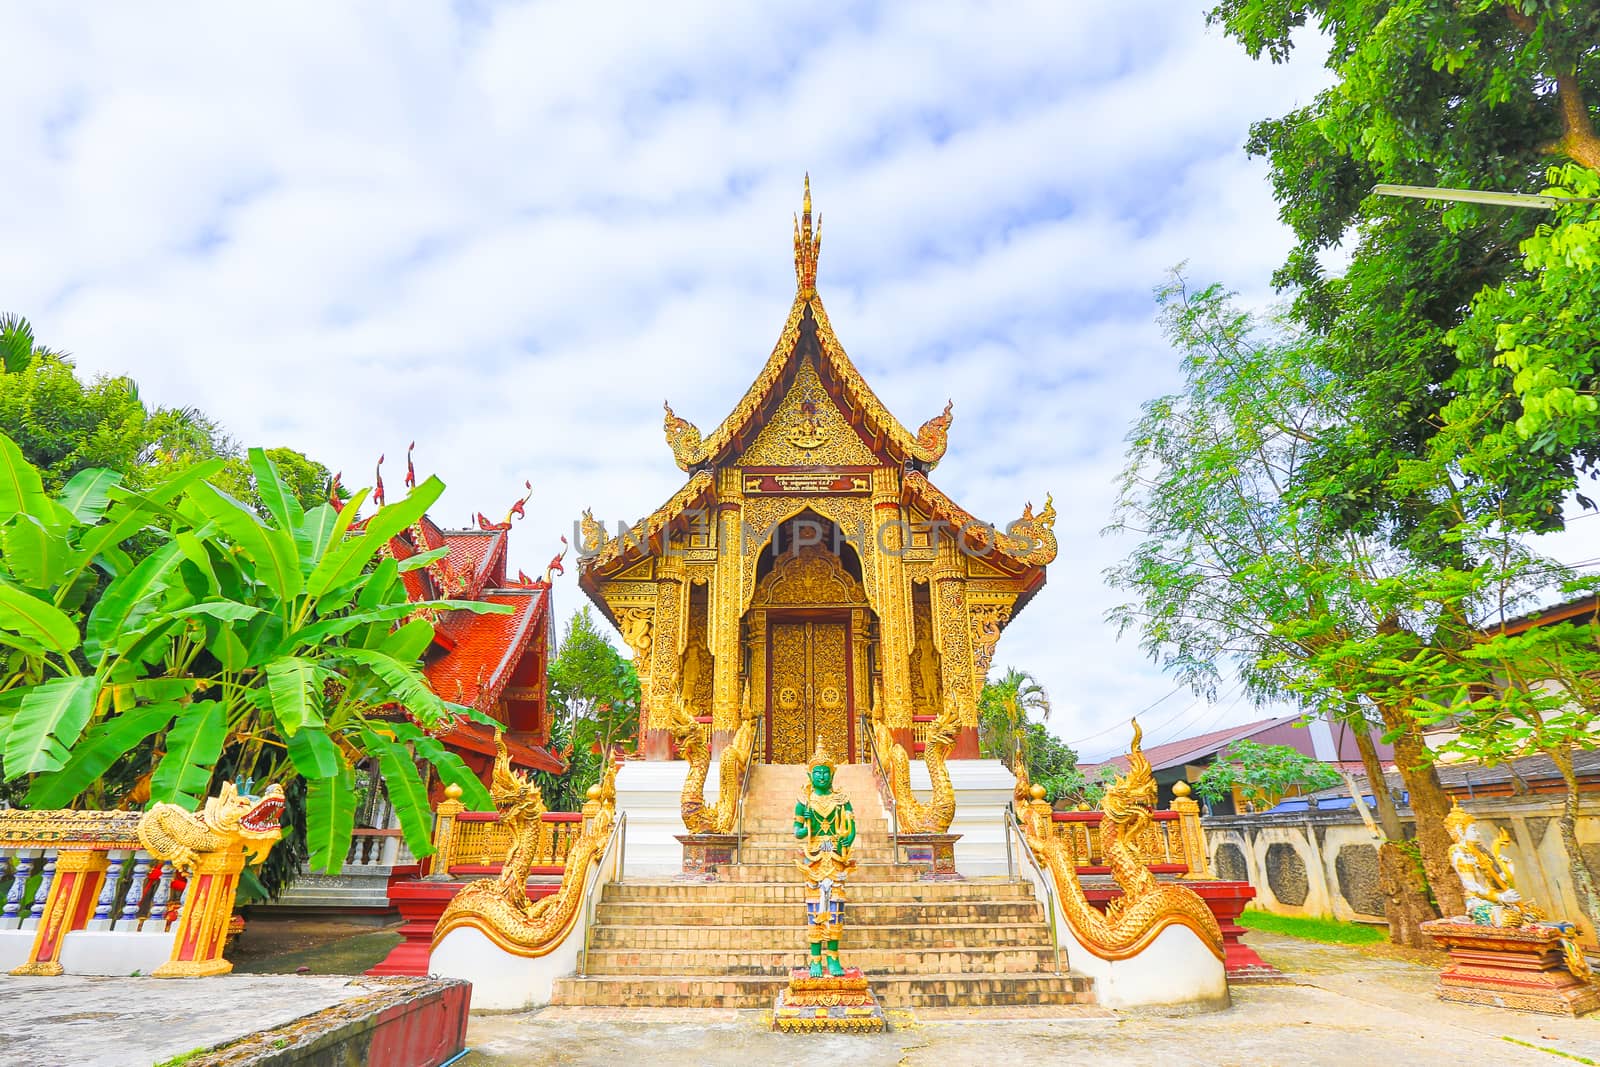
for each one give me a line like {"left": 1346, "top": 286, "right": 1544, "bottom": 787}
{"left": 767, "top": 618, "right": 854, "bottom": 763}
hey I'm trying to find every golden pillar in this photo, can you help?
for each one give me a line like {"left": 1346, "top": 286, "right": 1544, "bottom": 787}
{"left": 710, "top": 469, "right": 745, "bottom": 750}
{"left": 745, "top": 612, "right": 768, "bottom": 761}
{"left": 870, "top": 468, "right": 914, "bottom": 747}
{"left": 644, "top": 560, "right": 686, "bottom": 759}
{"left": 932, "top": 537, "right": 980, "bottom": 758}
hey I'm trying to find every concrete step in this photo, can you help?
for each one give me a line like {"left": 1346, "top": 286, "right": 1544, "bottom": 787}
{"left": 550, "top": 972, "right": 1091, "bottom": 1009}
{"left": 603, "top": 879, "right": 1034, "bottom": 905}
{"left": 588, "top": 922, "right": 1052, "bottom": 951}
{"left": 579, "top": 943, "right": 1060, "bottom": 976}
{"left": 593, "top": 899, "right": 1048, "bottom": 926}
{"left": 714, "top": 861, "right": 925, "bottom": 884}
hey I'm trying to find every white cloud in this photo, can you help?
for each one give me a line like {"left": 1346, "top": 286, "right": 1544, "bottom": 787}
{"left": 3, "top": 1, "right": 1390, "bottom": 761}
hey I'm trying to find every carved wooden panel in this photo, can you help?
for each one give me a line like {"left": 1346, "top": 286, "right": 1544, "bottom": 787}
{"left": 766, "top": 619, "right": 854, "bottom": 764}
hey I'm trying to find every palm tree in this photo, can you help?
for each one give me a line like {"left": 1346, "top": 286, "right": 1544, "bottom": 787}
{"left": 978, "top": 667, "right": 1051, "bottom": 769}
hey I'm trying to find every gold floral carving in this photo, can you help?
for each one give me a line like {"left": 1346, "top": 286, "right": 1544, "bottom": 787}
{"left": 770, "top": 622, "right": 811, "bottom": 764}
{"left": 1020, "top": 722, "right": 1225, "bottom": 962}
{"left": 969, "top": 603, "right": 1011, "bottom": 677}
{"left": 740, "top": 358, "right": 878, "bottom": 468}
{"left": 616, "top": 607, "right": 653, "bottom": 667}
{"left": 0, "top": 809, "right": 143, "bottom": 847}
{"left": 754, "top": 545, "right": 864, "bottom": 608}
{"left": 737, "top": 496, "right": 875, "bottom": 610}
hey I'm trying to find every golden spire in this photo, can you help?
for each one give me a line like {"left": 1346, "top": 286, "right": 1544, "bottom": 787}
{"left": 793, "top": 173, "right": 821, "bottom": 297}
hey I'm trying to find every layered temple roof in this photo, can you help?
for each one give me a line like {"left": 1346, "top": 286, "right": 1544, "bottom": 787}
{"left": 580, "top": 177, "right": 1056, "bottom": 600}
{"left": 660, "top": 177, "right": 955, "bottom": 474}
{"left": 377, "top": 503, "right": 564, "bottom": 774}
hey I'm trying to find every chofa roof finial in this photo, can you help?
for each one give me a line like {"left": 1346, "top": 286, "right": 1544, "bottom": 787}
{"left": 793, "top": 173, "right": 821, "bottom": 297}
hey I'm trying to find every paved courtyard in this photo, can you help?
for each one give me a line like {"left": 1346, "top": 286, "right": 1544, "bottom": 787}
{"left": 461, "top": 934, "right": 1600, "bottom": 1066}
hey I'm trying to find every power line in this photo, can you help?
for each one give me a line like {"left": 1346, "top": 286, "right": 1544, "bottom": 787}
{"left": 1065, "top": 680, "right": 1187, "bottom": 748}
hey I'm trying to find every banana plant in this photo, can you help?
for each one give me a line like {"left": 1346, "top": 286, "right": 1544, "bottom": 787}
{"left": 0, "top": 432, "right": 501, "bottom": 872}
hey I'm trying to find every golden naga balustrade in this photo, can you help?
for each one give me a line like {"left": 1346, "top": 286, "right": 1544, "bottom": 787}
{"left": 0, "top": 781, "right": 283, "bottom": 978}
{"left": 429, "top": 782, "right": 586, "bottom": 875}
{"left": 1049, "top": 782, "right": 1212, "bottom": 878}
{"left": 1015, "top": 724, "right": 1224, "bottom": 962}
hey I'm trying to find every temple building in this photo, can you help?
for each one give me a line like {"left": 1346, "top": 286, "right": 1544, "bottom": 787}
{"left": 578, "top": 179, "right": 1056, "bottom": 763}
{"left": 383, "top": 506, "right": 565, "bottom": 780}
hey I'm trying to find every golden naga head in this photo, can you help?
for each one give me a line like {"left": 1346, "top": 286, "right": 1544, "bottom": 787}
{"left": 490, "top": 732, "right": 547, "bottom": 820}
{"left": 204, "top": 780, "right": 286, "bottom": 843}
{"left": 1102, "top": 720, "right": 1157, "bottom": 833}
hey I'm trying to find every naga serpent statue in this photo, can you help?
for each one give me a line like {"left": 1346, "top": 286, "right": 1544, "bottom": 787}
{"left": 433, "top": 737, "right": 620, "bottom": 956}
{"left": 871, "top": 695, "right": 958, "bottom": 834}
{"left": 667, "top": 695, "right": 757, "bottom": 835}
{"left": 137, "top": 780, "right": 286, "bottom": 873}
{"left": 1021, "top": 721, "right": 1224, "bottom": 961}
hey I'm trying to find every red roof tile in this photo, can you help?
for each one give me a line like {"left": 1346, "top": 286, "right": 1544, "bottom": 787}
{"left": 1084, "top": 714, "right": 1302, "bottom": 775}
{"left": 423, "top": 588, "right": 547, "bottom": 713}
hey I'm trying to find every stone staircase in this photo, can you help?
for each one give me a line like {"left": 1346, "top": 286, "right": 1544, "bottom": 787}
{"left": 550, "top": 763, "right": 1094, "bottom": 1009}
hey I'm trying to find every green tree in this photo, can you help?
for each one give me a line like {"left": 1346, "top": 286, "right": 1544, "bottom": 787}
{"left": 0, "top": 432, "right": 500, "bottom": 877}
{"left": 1205, "top": 2, "right": 1600, "bottom": 556}
{"left": 1193, "top": 740, "right": 1343, "bottom": 812}
{"left": 0, "top": 315, "right": 330, "bottom": 513}
{"left": 1399, "top": 577, "right": 1600, "bottom": 927}
{"left": 1107, "top": 277, "right": 1466, "bottom": 929}
{"left": 978, "top": 666, "right": 1052, "bottom": 766}
{"left": 538, "top": 607, "right": 639, "bottom": 811}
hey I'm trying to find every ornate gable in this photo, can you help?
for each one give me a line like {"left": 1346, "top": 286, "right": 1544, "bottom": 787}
{"left": 738, "top": 356, "right": 879, "bottom": 468}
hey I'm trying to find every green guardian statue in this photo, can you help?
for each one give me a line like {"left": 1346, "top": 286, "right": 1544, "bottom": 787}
{"left": 794, "top": 739, "right": 856, "bottom": 978}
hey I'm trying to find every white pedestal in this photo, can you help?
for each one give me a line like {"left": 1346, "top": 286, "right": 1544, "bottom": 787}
{"left": 613, "top": 760, "right": 714, "bottom": 876}
{"left": 1060, "top": 920, "right": 1230, "bottom": 1010}
{"left": 905, "top": 759, "right": 1016, "bottom": 877}
{"left": 57, "top": 930, "right": 177, "bottom": 977}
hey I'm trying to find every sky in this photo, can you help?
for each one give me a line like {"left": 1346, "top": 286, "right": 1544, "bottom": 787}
{"left": 6, "top": 2, "right": 1597, "bottom": 763}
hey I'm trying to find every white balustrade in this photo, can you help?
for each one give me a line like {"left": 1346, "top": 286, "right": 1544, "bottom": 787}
{"left": 21, "top": 850, "right": 57, "bottom": 930}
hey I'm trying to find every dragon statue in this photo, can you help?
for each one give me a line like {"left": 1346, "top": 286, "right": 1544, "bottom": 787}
{"left": 1020, "top": 721, "right": 1224, "bottom": 961}
{"left": 871, "top": 695, "right": 958, "bottom": 834}
{"left": 136, "top": 781, "right": 286, "bottom": 873}
{"left": 434, "top": 741, "right": 621, "bottom": 956}
{"left": 914, "top": 399, "right": 954, "bottom": 463}
{"left": 663, "top": 401, "right": 705, "bottom": 471}
{"left": 667, "top": 694, "right": 757, "bottom": 835}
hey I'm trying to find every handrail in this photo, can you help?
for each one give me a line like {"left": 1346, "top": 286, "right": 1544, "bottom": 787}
{"left": 861, "top": 713, "right": 898, "bottom": 859}
{"left": 576, "top": 810, "right": 627, "bottom": 978}
{"left": 1004, "top": 806, "right": 1062, "bottom": 975}
{"left": 734, "top": 716, "right": 762, "bottom": 864}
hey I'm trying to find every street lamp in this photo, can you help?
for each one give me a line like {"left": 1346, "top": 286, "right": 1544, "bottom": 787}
{"left": 1372, "top": 183, "right": 1600, "bottom": 210}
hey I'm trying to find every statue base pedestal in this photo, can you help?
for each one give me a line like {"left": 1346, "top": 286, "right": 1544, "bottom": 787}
{"left": 676, "top": 834, "right": 740, "bottom": 876}
{"left": 1422, "top": 919, "right": 1600, "bottom": 1016}
{"left": 772, "top": 968, "right": 887, "bottom": 1033}
{"left": 895, "top": 833, "right": 960, "bottom": 878}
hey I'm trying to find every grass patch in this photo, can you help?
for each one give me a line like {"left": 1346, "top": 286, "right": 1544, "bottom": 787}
{"left": 1501, "top": 1036, "right": 1597, "bottom": 1064}
{"left": 1236, "top": 909, "right": 1385, "bottom": 946}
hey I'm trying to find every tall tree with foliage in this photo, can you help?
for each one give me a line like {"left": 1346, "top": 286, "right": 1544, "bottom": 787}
{"left": 0, "top": 314, "right": 330, "bottom": 513}
{"left": 1107, "top": 277, "right": 1469, "bottom": 931}
{"left": 538, "top": 607, "right": 639, "bottom": 811}
{"left": 0, "top": 432, "right": 498, "bottom": 878}
{"left": 1397, "top": 576, "right": 1600, "bottom": 928}
{"left": 978, "top": 666, "right": 1052, "bottom": 766}
{"left": 1204, "top": 2, "right": 1600, "bottom": 556}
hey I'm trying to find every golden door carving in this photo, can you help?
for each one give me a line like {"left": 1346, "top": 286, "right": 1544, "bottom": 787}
{"left": 767, "top": 619, "right": 853, "bottom": 763}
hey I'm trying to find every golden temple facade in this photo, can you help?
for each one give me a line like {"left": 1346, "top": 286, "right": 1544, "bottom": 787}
{"left": 578, "top": 179, "right": 1056, "bottom": 761}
